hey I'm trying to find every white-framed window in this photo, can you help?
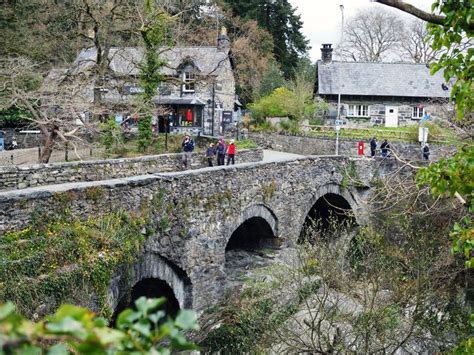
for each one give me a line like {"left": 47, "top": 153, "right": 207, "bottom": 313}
{"left": 183, "top": 72, "right": 195, "bottom": 93}
{"left": 412, "top": 106, "right": 424, "bottom": 119}
{"left": 347, "top": 104, "right": 370, "bottom": 117}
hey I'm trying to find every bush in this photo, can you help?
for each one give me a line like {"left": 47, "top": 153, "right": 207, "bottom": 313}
{"left": 0, "top": 297, "right": 198, "bottom": 353}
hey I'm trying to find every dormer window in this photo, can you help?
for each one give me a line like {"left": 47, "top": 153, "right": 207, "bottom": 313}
{"left": 183, "top": 71, "right": 195, "bottom": 93}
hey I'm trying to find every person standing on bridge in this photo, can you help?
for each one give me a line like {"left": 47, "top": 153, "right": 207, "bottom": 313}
{"left": 181, "top": 134, "right": 194, "bottom": 169}
{"left": 216, "top": 138, "right": 226, "bottom": 166}
{"left": 380, "top": 139, "right": 390, "bottom": 158}
{"left": 206, "top": 143, "right": 216, "bottom": 167}
{"left": 370, "top": 137, "right": 377, "bottom": 158}
{"left": 226, "top": 139, "right": 236, "bottom": 165}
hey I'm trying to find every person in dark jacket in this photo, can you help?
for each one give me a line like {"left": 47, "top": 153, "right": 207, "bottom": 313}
{"left": 422, "top": 143, "right": 430, "bottom": 160}
{"left": 226, "top": 139, "right": 236, "bottom": 165}
{"left": 206, "top": 143, "right": 216, "bottom": 167}
{"left": 370, "top": 137, "right": 377, "bottom": 157}
{"left": 380, "top": 139, "right": 390, "bottom": 157}
{"left": 216, "top": 138, "right": 226, "bottom": 166}
{"left": 181, "top": 134, "right": 194, "bottom": 168}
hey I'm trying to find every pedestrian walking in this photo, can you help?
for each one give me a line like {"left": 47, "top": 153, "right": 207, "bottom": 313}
{"left": 370, "top": 137, "right": 377, "bottom": 158}
{"left": 206, "top": 143, "right": 216, "bottom": 167}
{"left": 380, "top": 139, "right": 390, "bottom": 157}
{"left": 216, "top": 138, "right": 226, "bottom": 166}
{"left": 181, "top": 134, "right": 194, "bottom": 168}
{"left": 422, "top": 143, "right": 430, "bottom": 161}
{"left": 226, "top": 139, "right": 236, "bottom": 165}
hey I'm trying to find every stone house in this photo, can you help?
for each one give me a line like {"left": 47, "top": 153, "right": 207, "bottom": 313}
{"left": 314, "top": 44, "right": 451, "bottom": 127}
{"left": 64, "top": 29, "right": 238, "bottom": 135}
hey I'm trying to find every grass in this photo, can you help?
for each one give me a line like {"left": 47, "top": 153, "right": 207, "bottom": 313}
{"left": 304, "top": 123, "right": 462, "bottom": 144}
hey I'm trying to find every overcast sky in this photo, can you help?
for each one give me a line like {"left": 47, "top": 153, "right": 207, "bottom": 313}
{"left": 288, "top": 0, "right": 434, "bottom": 61}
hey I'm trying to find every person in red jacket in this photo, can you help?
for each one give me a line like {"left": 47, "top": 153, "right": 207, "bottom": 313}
{"left": 226, "top": 139, "right": 236, "bottom": 165}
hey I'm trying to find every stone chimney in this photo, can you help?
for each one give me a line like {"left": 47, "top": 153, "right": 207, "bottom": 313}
{"left": 217, "top": 27, "right": 230, "bottom": 52}
{"left": 321, "top": 43, "right": 333, "bottom": 63}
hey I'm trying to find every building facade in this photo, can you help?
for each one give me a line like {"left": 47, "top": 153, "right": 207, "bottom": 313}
{"left": 314, "top": 44, "right": 452, "bottom": 128}
{"left": 66, "top": 30, "right": 237, "bottom": 135}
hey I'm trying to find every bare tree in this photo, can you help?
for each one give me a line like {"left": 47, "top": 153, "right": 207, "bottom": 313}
{"left": 0, "top": 58, "right": 95, "bottom": 163}
{"left": 337, "top": 8, "right": 404, "bottom": 62}
{"left": 400, "top": 18, "right": 440, "bottom": 63}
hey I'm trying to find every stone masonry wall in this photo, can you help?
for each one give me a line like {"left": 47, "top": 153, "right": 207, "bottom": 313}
{"left": 0, "top": 148, "right": 263, "bottom": 191}
{"left": 0, "top": 156, "right": 375, "bottom": 312}
{"left": 249, "top": 132, "right": 457, "bottom": 161}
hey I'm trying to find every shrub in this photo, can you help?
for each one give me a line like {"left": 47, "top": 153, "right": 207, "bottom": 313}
{"left": 0, "top": 297, "right": 198, "bottom": 353}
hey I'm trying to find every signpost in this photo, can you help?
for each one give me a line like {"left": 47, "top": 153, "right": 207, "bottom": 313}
{"left": 419, "top": 126, "right": 429, "bottom": 159}
{"left": 222, "top": 110, "right": 232, "bottom": 133}
{"left": 335, "top": 120, "right": 342, "bottom": 156}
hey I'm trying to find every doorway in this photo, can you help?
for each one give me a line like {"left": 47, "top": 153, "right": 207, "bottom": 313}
{"left": 385, "top": 106, "right": 398, "bottom": 127}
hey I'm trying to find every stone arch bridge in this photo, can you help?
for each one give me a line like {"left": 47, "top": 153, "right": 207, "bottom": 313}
{"left": 0, "top": 155, "right": 376, "bottom": 315}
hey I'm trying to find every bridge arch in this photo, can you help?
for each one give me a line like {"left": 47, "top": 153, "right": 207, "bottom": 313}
{"left": 109, "top": 253, "right": 192, "bottom": 323}
{"left": 224, "top": 203, "right": 279, "bottom": 250}
{"left": 299, "top": 184, "right": 359, "bottom": 242}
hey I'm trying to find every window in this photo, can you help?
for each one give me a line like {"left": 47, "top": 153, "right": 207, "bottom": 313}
{"left": 183, "top": 72, "right": 195, "bottom": 93}
{"left": 347, "top": 104, "right": 369, "bottom": 117}
{"left": 412, "top": 106, "right": 424, "bottom": 119}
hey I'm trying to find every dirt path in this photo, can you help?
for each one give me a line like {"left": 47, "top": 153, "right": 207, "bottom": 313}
{"left": 0, "top": 147, "right": 101, "bottom": 166}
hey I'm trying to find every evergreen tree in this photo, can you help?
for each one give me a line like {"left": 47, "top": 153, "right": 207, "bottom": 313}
{"left": 223, "top": 0, "right": 309, "bottom": 78}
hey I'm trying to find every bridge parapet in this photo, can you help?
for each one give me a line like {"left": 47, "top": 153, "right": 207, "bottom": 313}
{"left": 0, "top": 149, "right": 263, "bottom": 191}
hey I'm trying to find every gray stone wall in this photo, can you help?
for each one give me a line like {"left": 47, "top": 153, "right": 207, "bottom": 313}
{"left": 0, "top": 148, "right": 263, "bottom": 191}
{"left": 327, "top": 101, "right": 449, "bottom": 127}
{"left": 0, "top": 156, "right": 375, "bottom": 312}
{"left": 249, "top": 132, "right": 457, "bottom": 161}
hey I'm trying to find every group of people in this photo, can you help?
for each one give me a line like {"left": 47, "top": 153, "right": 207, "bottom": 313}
{"left": 369, "top": 137, "right": 430, "bottom": 160}
{"left": 206, "top": 138, "right": 236, "bottom": 167}
{"left": 181, "top": 134, "right": 237, "bottom": 169}
{"left": 369, "top": 138, "right": 392, "bottom": 158}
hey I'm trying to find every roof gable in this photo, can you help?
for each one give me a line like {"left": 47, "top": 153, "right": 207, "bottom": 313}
{"left": 72, "top": 46, "right": 230, "bottom": 77}
{"left": 317, "top": 61, "right": 450, "bottom": 99}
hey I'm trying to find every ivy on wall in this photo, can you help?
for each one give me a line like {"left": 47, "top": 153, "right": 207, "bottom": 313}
{"left": 0, "top": 209, "right": 146, "bottom": 319}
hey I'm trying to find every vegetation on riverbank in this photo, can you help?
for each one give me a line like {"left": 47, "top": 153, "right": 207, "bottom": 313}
{"left": 0, "top": 210, "right": 146, "bottom": 319}
{"left": 199, "top": 169, "right": 472, "bottom": 353}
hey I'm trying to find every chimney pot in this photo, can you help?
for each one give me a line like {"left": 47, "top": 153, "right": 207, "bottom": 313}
{"left": 321, "top": 43, "right": 333, "bottom": 63}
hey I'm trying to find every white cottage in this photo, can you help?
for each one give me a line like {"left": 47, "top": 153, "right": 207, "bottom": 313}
{"left": 314, "top": 44, "right": 451, "bottom": 127}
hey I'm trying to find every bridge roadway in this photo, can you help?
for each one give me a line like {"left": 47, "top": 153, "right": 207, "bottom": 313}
{"left": 0, "top": 152, "right": 376, "bottom": 315}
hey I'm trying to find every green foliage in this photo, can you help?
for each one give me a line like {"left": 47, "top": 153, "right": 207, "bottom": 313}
{"left": 0, "top": 297, "right": 198, "bottom": 353}
{"left": 234, "top": 139, "right": 258, "bottom": 149}
{"left": 100, "top": 117, "right": 123, "bottom": 155}
{"left": 137, "top": 7, "right": 174, "bottom": 153}
{"left": 0, "top": 105, "right": 32, "bottom": 127}
{"left": 0, "top": 211, "right": 146, "bottom": 318}
{"left": 416, "top": 146, "right": 474, "bottom": 268}
{"left": 250, "top": 86, "right": 316, "bottom": 123}
{"left": 428, "top": 1, "right": 473, "bottom": 120}
{"left": 255, "top": 60, "right": 287, "bottom": 98}
{"left": 137, "top": 115, "right": 153, "bottom": 153}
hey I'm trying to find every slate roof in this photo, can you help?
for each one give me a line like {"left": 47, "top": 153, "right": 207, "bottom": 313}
{"left": 317, "top": 61, "right": 450, "bottom": 98}
{"left": 71, "top": 46, "right": 230, "bottom": 76}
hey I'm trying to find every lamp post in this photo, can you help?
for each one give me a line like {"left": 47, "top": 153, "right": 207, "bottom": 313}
{"left": 335, "top": 4, "right": 344, "bottom": 156}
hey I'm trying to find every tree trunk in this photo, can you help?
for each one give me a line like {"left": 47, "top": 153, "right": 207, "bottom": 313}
{"left": 39, "top": 129, "right": 58, "bottom": 164}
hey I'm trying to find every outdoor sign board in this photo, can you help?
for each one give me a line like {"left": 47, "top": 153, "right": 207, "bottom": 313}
{"left": 123, "top": 85, "right": 145, "bottom": 95}
{"left": 222, "top": 111, "right": 233, "bottom": 124}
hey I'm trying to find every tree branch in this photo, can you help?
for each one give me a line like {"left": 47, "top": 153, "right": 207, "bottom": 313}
{"left": 373, "top": 0, "right": 474, "bottom": 29}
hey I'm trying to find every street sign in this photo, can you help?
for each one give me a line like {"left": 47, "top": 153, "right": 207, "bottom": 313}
{"left": 418, "top": 127, "right": 429, "bottom": 143}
